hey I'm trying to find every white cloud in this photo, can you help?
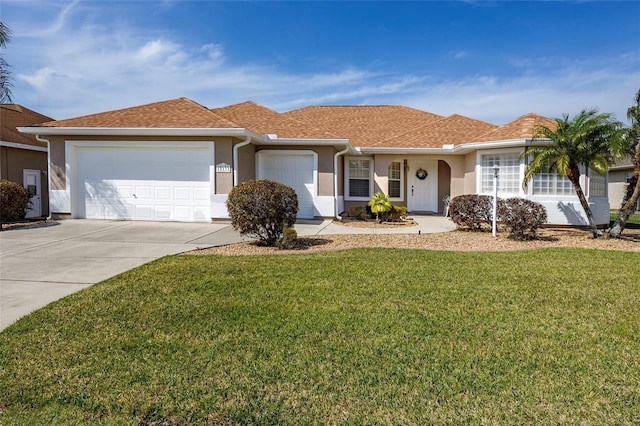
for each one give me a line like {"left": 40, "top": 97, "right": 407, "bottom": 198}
{"left": 448, "top": 51, "right": 468, "bottom": 59}
{"left": 201, "top": 44, "right": 224, "bottom": 62}
{"left": 5, "top": 1, "right": 638, "bottom": 127}
{"left": 394, "top": 64, "right": 640, "bottom": 124}
{"left": 137, "top": 40, "right": 174, "bottom": 60}
{"left": 17, "top": 67, "right": 58, "bottom": 89}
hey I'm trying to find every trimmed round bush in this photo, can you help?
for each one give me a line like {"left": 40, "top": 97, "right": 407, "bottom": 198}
{"left": 0, "top": 179, "right": 30, "bottom": 224}
{"left": 498, "top": 198, "right": 547, "bottom": 240}
{"left": 226, "top": 180, "right": 298, "bottom": 246}
{"left": 449, "top": 194, "right": 500, "bottom": 231}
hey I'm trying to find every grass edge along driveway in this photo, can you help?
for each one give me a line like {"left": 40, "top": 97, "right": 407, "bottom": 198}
{"left": 1, "top": 248, "right": 639, "bottom": 425}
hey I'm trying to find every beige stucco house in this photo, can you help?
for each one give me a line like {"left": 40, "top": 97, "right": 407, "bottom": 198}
{"left": 1, "top": 104, "right": 52, "bottom": 218}
{"left": 18, "top": 97, "right": 611, "bottom": 225}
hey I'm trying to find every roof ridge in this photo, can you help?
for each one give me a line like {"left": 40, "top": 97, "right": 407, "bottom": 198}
{"left": 471, "top": 112, "right": 556, "bottom": 142}
{"left": 32, "top": 97, "right": 243, "bottom": 129}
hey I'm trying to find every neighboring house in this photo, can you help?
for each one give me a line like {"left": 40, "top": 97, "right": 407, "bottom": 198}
{"left": 1, "top": 104, "right": 53, "bottom": 218}
{"left": 608, "top": 156, "right": 639, "bottom": 211}
{"left": 18, "top": 97, "right": 611, "bottom": 225}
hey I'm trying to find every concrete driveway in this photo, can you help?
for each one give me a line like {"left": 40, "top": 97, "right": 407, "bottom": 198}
{"left": 0, "top": 220, "right": 247, "bottom": 331}
{"left": 0, "top": 216, "right": 454, "bottom": 331}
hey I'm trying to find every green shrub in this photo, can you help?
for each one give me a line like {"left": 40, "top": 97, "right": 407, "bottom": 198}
{"left": 0, "top": 179, "right": 30, "bottom": 224}
{"left": 449, "top": 194, "right": 502, "bottom": 231}
{"left": 348, "top": 206, "right": 368, "bottom": 221}
{"left": 498, "top": 198, "right": 547, "bottom": 240}
{"left": 380, "top": 205, "right": 408, "bottom": 222}
{"left": 226, "top": 180, "right": 298, "bottom": 246}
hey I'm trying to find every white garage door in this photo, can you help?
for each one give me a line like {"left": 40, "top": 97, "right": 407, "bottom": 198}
{"left": 258, "top": 151, "right": 315, "bottom": 219}
{"left": 75, "top": 145, "right": 212, "bottom": 222}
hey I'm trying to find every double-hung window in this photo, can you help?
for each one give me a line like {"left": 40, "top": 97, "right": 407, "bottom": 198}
{"left": 346, "top": 158, "right": 372, "bottom": 199}
{"left": 388, "top": 161, "right": 401, "bottom": 199}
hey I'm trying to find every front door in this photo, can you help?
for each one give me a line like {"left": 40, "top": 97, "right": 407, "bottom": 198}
{"left": 407, "top": 160, "right": 438, "bottom": 212}
{"left": 23, "top": 169, "right": 42, "bottom": 218}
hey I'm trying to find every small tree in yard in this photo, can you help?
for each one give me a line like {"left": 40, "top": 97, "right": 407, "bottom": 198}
{"left": 368, "top": 192, "right": 392, "bottom": 222}
{"left": 226, "top": 180, "right": 298, "bottom": 246}
{"left": 0, "top": 179, "right": 30, "bottom": 227}
{"left": 523, "top": 109, "right": 625, "bottom": 238}
{"left": 610, "top": 88, "right": 640, "bottom": 238}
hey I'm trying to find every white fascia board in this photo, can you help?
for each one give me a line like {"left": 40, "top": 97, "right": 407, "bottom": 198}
{"left": 265, "top": 137, "right": 357, "bottom": 153}
{"left": 452, "top": 139, "right": 531, "bottom": 153}
{"left": 359, "top": 147, "right": 452, "bottom": 155}
{"left": 358, "top": 139, "right": 548, "bottom": 155}
{"left": 17, "top": 126, "right": 265, "bottom": 140}
{"left": 609, "top": 163, "right": 635, "bottom": 171}
{"left": 0, "top": 140, "right": 48, "bottom": 152}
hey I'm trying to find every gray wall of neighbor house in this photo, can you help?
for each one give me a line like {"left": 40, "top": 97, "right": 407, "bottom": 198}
{"left": 609, "top": 168, "right": 640, "bottom": 210}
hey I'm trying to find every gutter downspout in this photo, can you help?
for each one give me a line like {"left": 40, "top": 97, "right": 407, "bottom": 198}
{"left": 233, "top": 136, "right": 252, "bottom": 187}
{"left": 333, "top": 145, "right": 351, "bottom": 219}
{"left": 35, "top": 135, "right": 52, "bottom": 221}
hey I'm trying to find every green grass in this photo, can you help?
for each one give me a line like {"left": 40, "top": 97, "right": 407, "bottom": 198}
{"left": 611, "top": 209, "right": 640, "bottom": 229}
{"left": 1, "top": 249, "right": 639, "bottom": 425}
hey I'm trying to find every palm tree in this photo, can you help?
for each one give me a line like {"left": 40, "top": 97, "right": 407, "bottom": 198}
{"left": 0, "top": 21, "right": 13, "bottom": 103}
{"left": 522, "top": 109, "right": 624, "bottom": 238}
{"left": 610, "top": 88, "right": 640, "bottom": 238}
{"left": 368, "top": 192, "right": 392, "bottom": 223}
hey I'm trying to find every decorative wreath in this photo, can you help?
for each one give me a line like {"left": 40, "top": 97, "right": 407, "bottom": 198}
{"left": 415, "top": 168, "right": 428, "bottom": 180}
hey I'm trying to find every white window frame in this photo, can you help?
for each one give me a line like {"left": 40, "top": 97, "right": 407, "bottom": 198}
{"left": 477, "top": 149, "right": 524, "bottom": 196}
{"left": 387, "top": 160, "right": 404, "bottom": 201}
{"left": 345, "top": 156, "right": 374, "bottom": 201}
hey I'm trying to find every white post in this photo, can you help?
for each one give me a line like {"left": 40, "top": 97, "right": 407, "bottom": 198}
{"left": 492, "top": 164, "right": 499, "bottom": 237}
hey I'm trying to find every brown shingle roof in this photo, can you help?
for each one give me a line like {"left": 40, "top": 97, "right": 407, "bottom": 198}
{"left": 35, "top": 98, "right": 240, "bottom": 129}
{"left": 472, "top": 113, "right": 556, "bottom": 142}
{"left": 284, "top": 105, "right": 443, "bottom": 147}
{"left": 212, "top": 101, "right": 338, "bottom": 139}
{"left": 1, "top": 104, "right": 53, "bottom": 147}
{"left": 375, "top": 114, "right": 498, "bottom": 149}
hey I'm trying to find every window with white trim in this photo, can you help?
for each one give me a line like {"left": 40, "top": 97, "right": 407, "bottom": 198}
{"left": 589, "top": 169, "right": 606, "bottom": 197}
{"left": 481, "top": 152, "right": 520, "bottom": 195}
{"left": 388, "top": 161, "right": 401, "bottom": 198}
{"left": 346, "top": 158, "right": 372, "bottom": 199}
{"left": 532, "top": 167, "right": 575, "bottom": 196}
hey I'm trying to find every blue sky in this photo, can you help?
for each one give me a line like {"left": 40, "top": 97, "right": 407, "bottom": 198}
{"left": 2, "top": 0, "right": 639, "bottom": 124}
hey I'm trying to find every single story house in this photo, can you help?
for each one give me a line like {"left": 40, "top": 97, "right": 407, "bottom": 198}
{"left": 18, "top": 97, "right": 611, "bottom": 225}
{"left": 1, "top": 104, "right": 53, "bottom": 218}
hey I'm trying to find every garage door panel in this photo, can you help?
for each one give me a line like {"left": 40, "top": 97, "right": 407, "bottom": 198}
{"left": 258, "top": 152, "right": 315, "bottom": 219}
{"left": 155, "top": 206, "right": 172, "bottom": 220}
{"left": 76, "top": 146, "right": 212, "bottom": 222}
{"left": 117, "top": 185, "right": 133, "bottom": 198}
{"left": 135, "top": 205, "right": 154, "bottom": 220}
{"left": 155, "top": 186, "right": 171, "bottom": 201}
{"left": 173, "top": 186, "right": 190, "bottom": 201}
{"left": 174, "top": 206, "right": 191, "bottom": 221}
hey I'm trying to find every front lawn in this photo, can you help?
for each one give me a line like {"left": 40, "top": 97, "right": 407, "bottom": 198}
{"left": 1, "top": 249, "right": 639, "bottom": 424}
